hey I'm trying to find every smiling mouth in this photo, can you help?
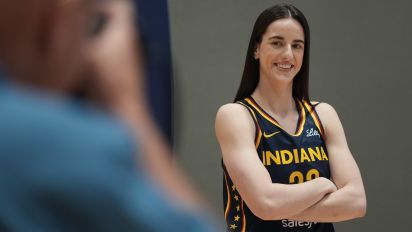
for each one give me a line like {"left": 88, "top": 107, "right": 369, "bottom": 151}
{"left": 274, "top": 63, "right": 294, "bottom": 72}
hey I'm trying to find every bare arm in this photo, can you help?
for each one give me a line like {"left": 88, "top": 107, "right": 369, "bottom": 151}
{"left": 289, "top": 103, "right": 367, "bottom": 222}
{"left": 216, "top": 104, "right": 337, "bottom": 220}
{"left": 85, "top": 0, "right": 206, "bottom": 211}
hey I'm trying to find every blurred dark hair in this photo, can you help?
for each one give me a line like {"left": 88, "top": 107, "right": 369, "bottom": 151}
{"left": 234, "top": 3, "right": 310, "bottom": 102}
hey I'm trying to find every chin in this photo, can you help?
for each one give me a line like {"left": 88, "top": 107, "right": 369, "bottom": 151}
{"left": 272, "top": 73, "right": 296, "bottom": 83}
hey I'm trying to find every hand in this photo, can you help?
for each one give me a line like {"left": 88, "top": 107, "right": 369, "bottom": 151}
{"left": 315, "top": 177, "right": 338, "bottom": 194}
{"left": 83, "top": 0, "right": 143, "bottom": 111}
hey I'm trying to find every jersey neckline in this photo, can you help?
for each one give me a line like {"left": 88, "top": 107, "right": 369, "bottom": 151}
{"left": 244, "top": 97, "right": 306, "bottom": 137}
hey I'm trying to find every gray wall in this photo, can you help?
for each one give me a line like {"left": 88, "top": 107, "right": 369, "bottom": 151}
{"left": 169, "top": 0, "right": 412, "bottom": 231}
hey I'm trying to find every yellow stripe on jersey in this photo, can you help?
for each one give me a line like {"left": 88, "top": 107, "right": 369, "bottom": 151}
{"left": 254, "top": 128, "right": 262, "bottom": 149}
{"left": 241, "top": 200, "right": 247, "bottom": 232}
{"left": 302, "top": 101, "right": 325, "bottom": 137}
{"left": 295, "top": 100, "right": 306, "bottom": 135}
{"left": 238, "top": 102, "right": 262, "bottom": 148}
{"left": 245, "top": 98, "right": 306, "bottom": 137}
{"left": 224, "top": 173, "right": 231, "bottom": 220}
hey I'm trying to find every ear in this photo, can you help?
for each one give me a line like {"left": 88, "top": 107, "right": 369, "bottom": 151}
{"left": 254, "top": 44, "right": 260, "bottom": 60}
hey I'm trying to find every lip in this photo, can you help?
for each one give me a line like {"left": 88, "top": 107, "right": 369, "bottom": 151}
{"left": 274, "top": 63, "right": 294, "bottom": 72}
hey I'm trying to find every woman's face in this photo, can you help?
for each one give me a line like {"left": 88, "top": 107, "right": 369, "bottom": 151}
{"left": 255, "top": 18, "right": 305, "bottom": 84}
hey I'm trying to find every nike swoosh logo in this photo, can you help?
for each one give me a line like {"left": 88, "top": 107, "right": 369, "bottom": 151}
{"left": 263, "top": 131, "right": 280, "bottom": 138}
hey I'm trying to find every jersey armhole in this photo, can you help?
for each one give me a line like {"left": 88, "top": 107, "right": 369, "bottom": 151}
{"left": 312, "top": 102, "right": 326, "bottom": 139}
{"left": 236, "top": 101, "right": 262, "bottom": 148}
{"left": 303, "top": 100, "right": 326, "bottom": 140}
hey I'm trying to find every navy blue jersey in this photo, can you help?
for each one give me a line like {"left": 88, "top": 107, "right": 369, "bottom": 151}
{"left": 223, "top": 97, "right": 334, "bottom": 232}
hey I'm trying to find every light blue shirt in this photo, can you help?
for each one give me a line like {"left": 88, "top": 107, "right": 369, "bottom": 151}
{"left": 0, "top": 82, "right": 217, "bottom": 232}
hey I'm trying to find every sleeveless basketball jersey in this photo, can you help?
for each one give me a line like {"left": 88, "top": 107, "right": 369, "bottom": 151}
{"left": 222, "top": 97, "right": 334, "bottom": 232}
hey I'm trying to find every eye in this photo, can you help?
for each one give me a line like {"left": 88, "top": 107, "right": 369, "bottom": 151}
{"left": 271, "top": 41, "right": 283, "bottom": 47}
{"left": 292, "top": 43, "right": 304, "bottom": 49}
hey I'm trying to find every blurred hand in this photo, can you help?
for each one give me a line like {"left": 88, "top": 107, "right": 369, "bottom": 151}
{"left": 85, "top": 0, "right": 144, "bottom": 111}
{"left": 84, "top": 0, "right": 209, "bottom": 213}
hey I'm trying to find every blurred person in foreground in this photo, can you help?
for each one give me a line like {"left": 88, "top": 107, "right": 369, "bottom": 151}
{"left": 0, "top": 0, "right": 217, "bottom": 231}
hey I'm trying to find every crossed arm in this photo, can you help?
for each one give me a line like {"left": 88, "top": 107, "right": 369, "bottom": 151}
{"left": 289, "top": 103, "right": 366, "bottom": 222}
{"left": 215, "top": 103, "right": 366, "bottom": 222}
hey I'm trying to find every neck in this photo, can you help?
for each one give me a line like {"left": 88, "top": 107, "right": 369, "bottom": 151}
{"left": 252, "top": 75, "right": 295, "bottom": 117}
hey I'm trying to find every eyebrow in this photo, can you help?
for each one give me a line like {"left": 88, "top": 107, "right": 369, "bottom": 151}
{"left": 269, "top": 35, "right": 304, "bottom": 44}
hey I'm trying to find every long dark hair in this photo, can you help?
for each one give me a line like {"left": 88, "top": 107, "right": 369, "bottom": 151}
{"left": 234, "top": 3, "right": 310, "bottom": 102}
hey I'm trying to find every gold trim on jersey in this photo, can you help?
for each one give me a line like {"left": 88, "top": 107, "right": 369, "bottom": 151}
{"left": 224, "top": 172, "right": 231, "bottom": 220}
{"left": 241, "top": 200, "right": 246, "bottom": 232}
{"left": 238, "top": 102, "right": 262, "bottom": 148}
{"left": 302, "top": 101, "right": 325, "bottom": 137}
{"left": 245, "top": 98, "right": 306, "bottom": 137}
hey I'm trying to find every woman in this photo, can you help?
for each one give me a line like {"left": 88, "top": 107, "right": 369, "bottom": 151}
{"left": 215, "top": 3, "right": 366, "bottom": 232}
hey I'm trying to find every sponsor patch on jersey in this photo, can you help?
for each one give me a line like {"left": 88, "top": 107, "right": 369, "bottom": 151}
{"left": 282, "top": 219, "right": 317, "bottom": 229}
{"left": 306, "top": 128, "right": 320, "bottom": 138}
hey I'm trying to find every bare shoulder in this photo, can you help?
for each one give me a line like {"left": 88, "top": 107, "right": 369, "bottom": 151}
{"left": 216, "top": 103, "right": 251, "bottom": 122}
{"left": 311, "top": 102, "right": 342, "bottom": 134}
{"left": 312, "top": 102, "right": 338, "bottom": 117}
{"left": 215, "top": 103, "right": 255, "bottom": 138}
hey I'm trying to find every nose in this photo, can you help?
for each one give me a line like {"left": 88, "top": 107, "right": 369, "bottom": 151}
{"left": 281, "top": 44, "right": 293, "bottom": 60}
